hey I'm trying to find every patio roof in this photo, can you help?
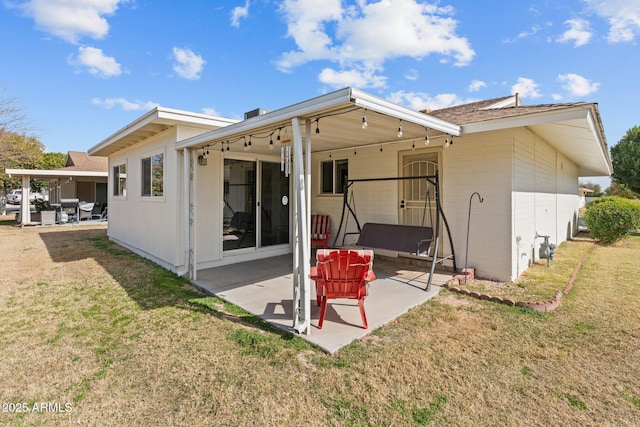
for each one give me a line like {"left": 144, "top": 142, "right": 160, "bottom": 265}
{"left": 175, "top": 87, "right": 461, "bottom": 154}
{"left": 6, "top": 168, "right": 107, "bottom": 180}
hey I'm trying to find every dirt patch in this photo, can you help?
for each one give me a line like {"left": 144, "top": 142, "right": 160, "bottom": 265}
{"left": 437, "top": 293, "right": 477, "bottom": 307}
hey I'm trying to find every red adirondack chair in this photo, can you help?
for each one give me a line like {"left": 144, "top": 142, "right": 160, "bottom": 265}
{"left": 312, "top": 249, "right": 376, "bottom": 329}
{"left": 310, "top": 214, "right": 331, "bottom": 249}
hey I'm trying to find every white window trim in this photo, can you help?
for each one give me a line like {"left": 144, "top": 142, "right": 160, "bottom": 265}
{"left": 112, "top": 161, "right": 127, "bottom": 199}
{"left": 320, "top": 158, "right": 348, "bottom": 195}
{"left": 140, "top": 150, "right": 165, "bottom": 199}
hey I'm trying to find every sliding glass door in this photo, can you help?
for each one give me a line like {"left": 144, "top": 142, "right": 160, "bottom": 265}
{"left": 223, "top": 159, "right": 289, "bottom": 251}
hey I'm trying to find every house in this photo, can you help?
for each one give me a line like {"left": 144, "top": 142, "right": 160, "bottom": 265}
{"left": 6, "top": 151, "right": 109, "bottom": 224}
{"left": 88, "top": 87, "right": 612, "bottom": 334}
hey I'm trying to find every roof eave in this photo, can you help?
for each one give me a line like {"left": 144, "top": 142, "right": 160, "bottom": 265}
{"left": 462, "top": 104, "right": 612, "bottom": 177}
{"left": 88, "top": 107, "right": 239, "bottom": 157}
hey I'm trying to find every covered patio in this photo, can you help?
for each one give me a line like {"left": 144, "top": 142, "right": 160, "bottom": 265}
{"left": 178, "top": 87, "right": 461, "bottom": 337}
{"left": 192, "top": 253, "right": 454, "bottom": 354}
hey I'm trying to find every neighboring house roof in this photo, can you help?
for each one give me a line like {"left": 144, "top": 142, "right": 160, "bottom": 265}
{"left": 63, "top": 151, "right": 108, "bottom": 172}
{"left": 425, "top": 95, "right": 612, "bottom": 177}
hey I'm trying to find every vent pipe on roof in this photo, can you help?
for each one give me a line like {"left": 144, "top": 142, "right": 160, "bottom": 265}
{"left": 515, "top": 93, "right": 520, "bottom": 107}
{"left": 244, "top": 108, "right": 269, "bottom": 120}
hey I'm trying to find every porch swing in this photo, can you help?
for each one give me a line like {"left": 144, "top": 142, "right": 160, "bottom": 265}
{"left": 332, "top": 173, "right": 457, "bottom": 290}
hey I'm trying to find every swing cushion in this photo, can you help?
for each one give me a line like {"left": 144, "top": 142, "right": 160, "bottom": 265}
{"left": 311, "top": 214, "right": 331, "bottom": 248}
{"left": 357, "top": 223, "right": 433, "bottom": 256}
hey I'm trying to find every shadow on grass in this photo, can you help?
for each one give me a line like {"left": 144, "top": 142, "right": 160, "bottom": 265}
{"left": 36, "top": 227, "right": 310, "bottom": 350}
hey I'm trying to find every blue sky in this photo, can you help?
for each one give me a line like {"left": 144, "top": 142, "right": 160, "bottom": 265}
{"left": 2, "top": 0, "right": 639, "bottom": 186}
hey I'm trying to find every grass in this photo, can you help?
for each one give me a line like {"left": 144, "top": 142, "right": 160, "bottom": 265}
{"left": 458, "top": 238, "right": 595, "bottom": 302}
{"left": 0, "top": 220, "right": 639, "bottom": 425}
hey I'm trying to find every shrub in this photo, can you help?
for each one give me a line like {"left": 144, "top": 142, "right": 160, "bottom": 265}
{"left": 583, "top": 196, "right": 640, "bottom": 244}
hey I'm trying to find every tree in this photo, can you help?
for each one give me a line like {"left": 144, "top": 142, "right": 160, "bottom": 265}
{"left": 605, "top": 182, "right": 638, "bottom": 199}
{"left": 0, "top": 131, "right": 45, "bottom": 193}
{"left": 0, "top": 88, "right": 46, "bottom": 194}
{"left": 0, "top": 87, "right": 28, "bottom": 133}
{"left": 42, "top": 152, "right": 66, "bottom": 169}
{"left": 610, "top": 126, "right": 640, "bottom": 194}
{"left": 579, "top": 181, "right": 603, "bottom": 197}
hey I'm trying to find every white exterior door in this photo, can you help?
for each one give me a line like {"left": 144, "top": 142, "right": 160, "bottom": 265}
{"left": 399, "top": 151, "right": 439, "bottom": 228}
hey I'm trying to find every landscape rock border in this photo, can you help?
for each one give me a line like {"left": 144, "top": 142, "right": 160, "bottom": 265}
{"left": 444, "top": 245, "right": 595, "bottom": 312}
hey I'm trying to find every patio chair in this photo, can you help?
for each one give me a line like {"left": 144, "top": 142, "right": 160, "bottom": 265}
{"left": 79, "top": 203, "right": 94, "bottom": 221}
{"left": 312, "top": 249, "right": 375, "bottom": 329}
{"left": 311, "top": 214, "right": 331, "bottom": 249}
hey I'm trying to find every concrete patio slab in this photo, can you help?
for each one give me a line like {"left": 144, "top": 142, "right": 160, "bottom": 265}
{"left": 192, "top": 254, "right": 453, "bottom": 354}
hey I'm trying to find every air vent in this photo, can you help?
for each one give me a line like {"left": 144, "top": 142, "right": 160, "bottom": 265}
{"left": 244, "top": 108, "right": 269, "bottom": 120}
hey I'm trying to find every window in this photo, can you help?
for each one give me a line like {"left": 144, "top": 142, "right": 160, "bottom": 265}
{"left": 113, "top": 163, "right": 127, "bottom": 196}
{"left": 320, "top": 158, "right": 348, "bottom": 194}
{"left": 141, "top": 153, "right": 163, "bottom": 197}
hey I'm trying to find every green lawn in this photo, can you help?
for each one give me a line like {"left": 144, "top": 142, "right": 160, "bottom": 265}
{"left": 0, "top": 223, "right": 638, "bottom": 426}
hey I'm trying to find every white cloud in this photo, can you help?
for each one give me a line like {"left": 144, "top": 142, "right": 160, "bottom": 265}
{"left": 584, "top": 0, "right": 640, "bottom": 42}
{"left": 12, "top": 0, "right": 126, "bottom": 44}
{"left": 387, "top": 90, "right": 477, "bottom": 111}
{"left": 277, "top": 0, "right": 475, "bottom": 88}
{"left": 557, "top": 19, "right": 592, "bottom": 47}
{"left": 172, "top": 47, "right": 206, "bottom": 80}
{"left": 202, "top": 107, "right": 221, "bottom": 116}
{"left": 318, "top": 67, "right": 386, "bottom": 89}
{"left": 557, "top": 73, "right": 600, "bottom": 97}
{"left": 91, "top": 97, "right": 159, "bottom": 111}
{"left": 512, "top": 77, "right": 542, "bottom": 99}
{"left": 69, "top": 46, "right": 121, "bottom": 78}
{"left": 468, "top": 79, "right": 487, "bottom": 92}
{"left": 404, "top": 69, "right": 419, "bottom": 81}
{"left": 230, "top": 1, "right": 250, "bottom": 28}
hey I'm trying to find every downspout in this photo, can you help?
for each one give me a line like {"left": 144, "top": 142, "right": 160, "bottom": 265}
{"left": 177, "top": 148, "right": 192, "bottom": 278}
{"left": 191, "top": 147, "right": 197, "bottom": 281}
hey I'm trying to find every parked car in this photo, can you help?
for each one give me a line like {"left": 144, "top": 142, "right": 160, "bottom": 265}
{"left": 6, "top": 190, "right": 43, "bottom": 204}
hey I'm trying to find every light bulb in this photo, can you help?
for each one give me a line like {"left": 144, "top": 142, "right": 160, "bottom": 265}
{"left": 397, "top": 126, "right": 403, "bottom": 138}
{"left": 362, "top": 116, "right": 368, "bottom": 129}
{"left": 445, "top": 138, "right": 450, "bottom": 148}
{"left": 425, "top": 135, "right": 430, "bottom": 145}
{"left": 269, "top": 139, "right": 274, "bottom": 150}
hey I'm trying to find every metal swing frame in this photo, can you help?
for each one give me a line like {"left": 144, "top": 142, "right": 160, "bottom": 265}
{"left": 332, "top": 173, "right": 457, "bottom": 290}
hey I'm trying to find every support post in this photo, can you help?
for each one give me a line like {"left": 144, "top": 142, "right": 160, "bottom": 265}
{"left": 20, "top": 175, "right": 31, "bottom": 226}
{"left": 292, "top": 117, "right": 311, "bottom": 334}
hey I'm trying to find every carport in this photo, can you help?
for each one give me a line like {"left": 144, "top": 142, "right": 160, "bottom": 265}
{"left": 5, "top": 168, "right": 108, "bottom": 226}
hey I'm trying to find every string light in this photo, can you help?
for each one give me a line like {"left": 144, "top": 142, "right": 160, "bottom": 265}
{"left": 315, "top": 119, "right": 320, "bottom": 135}
{"left": 397, "top": 119, "right": 403, "bottom": 138}
{"left": 362, "top": 109, "right": 368, "bottom": 129}
{"left": 379, "top": 145, "right": 383, "bottom": 152}
{"left": 445, "top": 137, "right": 450, "bottom": 148}
{"left": 425, "top": 128, "right": 430, "bottom": 145}
{"left": 412, "top": 140, "right": 415, "bottom": 150}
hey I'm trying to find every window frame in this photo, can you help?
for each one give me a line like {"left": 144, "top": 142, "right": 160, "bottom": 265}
{"left": 141, "top": 152, "right": 164, "bottom": 198}
{"left": 320, "top": 158, "right": 348, "bottom": 195}
{"left": 112, "top": 162, "right": 127, "bottom": 197}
